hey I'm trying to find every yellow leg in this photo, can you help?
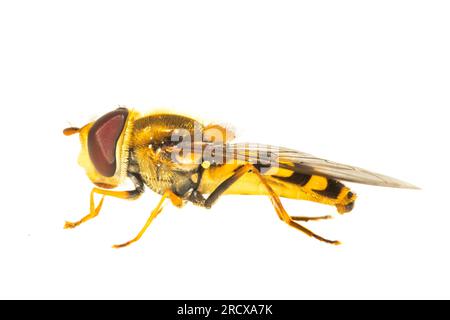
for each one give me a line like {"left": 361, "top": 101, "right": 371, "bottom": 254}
{"left": 64, "top": 187, "right": 140, "bottom": 229}
{"left": 113, "top": 190, "right": 183, "bottom": 248}
{"left": 64, "top": 189, "right": 105, "bottom": 229}
{"left": 291, "top": 215, "right": 333, "bottom": 222}
{"left": 248, "top": 165, "right": 341, "bottom": 245}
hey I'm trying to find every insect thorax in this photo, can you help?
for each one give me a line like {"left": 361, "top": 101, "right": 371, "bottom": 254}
{"left": 128, "top": 147, "right": 197, "bottom": 196}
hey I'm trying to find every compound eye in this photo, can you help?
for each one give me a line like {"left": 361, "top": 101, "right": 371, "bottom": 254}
{"left": 88, "top": 108, "right": 128, "bottom": 177}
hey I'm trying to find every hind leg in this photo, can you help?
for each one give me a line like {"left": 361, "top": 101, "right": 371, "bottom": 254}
{"left": 249, "top": 168, "right": 340, "bottom": 245}
{"left": 196, "top": 163, "right": 340, "bottom": 245}
{"left": 290, "top": 215, "right": 332, "bottom": 222}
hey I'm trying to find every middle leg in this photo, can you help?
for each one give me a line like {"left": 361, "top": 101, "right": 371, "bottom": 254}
{"left": 113, "top": 189, "right": 184, "bottom": 248}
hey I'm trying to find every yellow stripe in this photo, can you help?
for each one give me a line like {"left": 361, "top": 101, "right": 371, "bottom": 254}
{"left": 304, "top": 175, "right": 327, "bottom": 191}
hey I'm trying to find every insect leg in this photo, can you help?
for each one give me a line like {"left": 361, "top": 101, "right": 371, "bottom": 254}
{"left": 203, "top": 164, "right": 255, "bottom": 208}
{"left": 64, "top": 189, "right": 105, "bottom": 229}
{"left": 112, "top": 190, "right": 183, "bottom": 248}
{"left": 64, "top": 173, "right": 144, "bottom": 229}
{"left": 290, "top": 215, "right": 333, "bottom": 222}
{"left": 249, "top": 166, "right": 340, "bottom": 245}
{"left": 201, "top": 164, "right": 339, "bottom": 245}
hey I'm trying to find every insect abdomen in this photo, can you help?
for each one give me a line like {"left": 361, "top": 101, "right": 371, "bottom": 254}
{"left": 270, "top": 173, "right": 356, "bottom": 213}
{"left": 198, "top": 162, "right": 356, "bottom": 214}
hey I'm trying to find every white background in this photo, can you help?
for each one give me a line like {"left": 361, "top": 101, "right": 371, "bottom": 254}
{"left": 0, "top": 1, "right": 449, "bottom": 299}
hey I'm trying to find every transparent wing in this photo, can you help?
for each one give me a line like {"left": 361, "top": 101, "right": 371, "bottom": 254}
{"left": 225, "top": 143, "right": 419, "bottom": 189}
{"left": 165, "top": 142, "right": 418, "bottom": 189}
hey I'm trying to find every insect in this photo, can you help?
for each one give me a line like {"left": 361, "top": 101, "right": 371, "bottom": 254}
{"left": 63, "top": 107, "right": 418, "bottom": 248}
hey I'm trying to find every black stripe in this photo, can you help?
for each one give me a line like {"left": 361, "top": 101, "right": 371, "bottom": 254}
{"left": 274, "top": 172, "right": 312, "bottom": 187}
{"left": 314, "top": 179, "right": 343, "bottom": 199}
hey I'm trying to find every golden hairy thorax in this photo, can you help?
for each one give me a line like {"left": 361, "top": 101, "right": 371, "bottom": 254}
{"left": 129, "top": 113, "right": 203, "bottom": 195}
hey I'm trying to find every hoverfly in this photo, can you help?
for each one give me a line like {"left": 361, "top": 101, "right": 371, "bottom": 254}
{"left": 63, "top": 107, "right": 418, "bottom": 248}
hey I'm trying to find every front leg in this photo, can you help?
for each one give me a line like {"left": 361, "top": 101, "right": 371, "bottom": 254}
{"left": 64, "top": 173, "right": 144, "bottom": 229}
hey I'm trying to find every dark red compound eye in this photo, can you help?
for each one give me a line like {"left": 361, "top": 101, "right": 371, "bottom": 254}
{"left": 88, "top": 108, "right": 128, "bottom": 177}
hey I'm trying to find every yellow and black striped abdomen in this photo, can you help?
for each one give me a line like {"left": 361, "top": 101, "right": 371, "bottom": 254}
{"left": 269, "top": 170, "right": 356, "bottom": 213}
{"left": 199, "top": 163, "right": 357, "bottom": 214}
